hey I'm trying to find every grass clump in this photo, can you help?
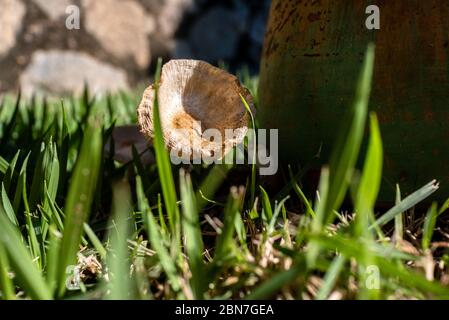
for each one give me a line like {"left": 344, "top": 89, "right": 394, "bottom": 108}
{"left": 0, "top": 47, "right": 449, "bottom": 300}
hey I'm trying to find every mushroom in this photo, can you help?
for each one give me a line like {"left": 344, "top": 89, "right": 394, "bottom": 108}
{"left": 137, "top": 59, "right": 255, "bottom": 162}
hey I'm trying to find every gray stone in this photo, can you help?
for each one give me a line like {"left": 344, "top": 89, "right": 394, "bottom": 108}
{"left": 20, "top": 50, "right": 129, "bottom": 96}
{"left": 189, "top": 7, "right": 243, "bottom": 62}
{"left": 82, "top": 0, "right": 154, "bottom": 68}
{"left": 0, "top": 0, "right": 26, "bottom": 58}
{"left": 32, "top": 0, "right": 73, "bottom": 20}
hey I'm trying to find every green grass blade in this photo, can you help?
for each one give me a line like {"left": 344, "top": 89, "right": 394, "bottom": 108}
{"left": 196, "top": 163, "right": 233, "bottom": 210}
{"left": 288, "top": 165, "right": 315, "bottom": 218}
{"left": 245, "top": 259, "right": 305, "bottom": 300}
{"left": 268, "top": 196, "right": 290, "bottom": 234}
{"left": 151, "top": 58, "right": 180, "bottom": 237}
{"left": 438, "top": 197, "right": 449, "bottom": 216}
{"left": 422, "top": 202, "right": 438, "bottom": 251}
{"left": 370, "top": 180, "right": 439, "bottom": 229}
{"left": 157, "top": 193, "right": 168, "bottom": 235}
{"left": 234, "top": 206, "right": 247, "bottom": 248}
{"left": 131, "top": 144, "right": 150, "bottom": 192}
{"left": 0, "top": 242, "right": 15, "bottom": 300}
{"left": 13, "top": 152, "right": 30, "bottom": 213}
{"left": 307, "top": 167, "right": 330, "bottom": 265}
{"left": 136, "top": 173, "right": 182, "bottom": 293}
{"left": 40, "top": 142, "right": 60, "bottom": 248}
{"left": 1, "top": 183, "right": 19, "bottom": 227}
{"left": 354, "top": 113, "right": 383, "bottom": 236}
{"left": 44, "top": 186, "right": 64, "bottom": 232}
{"left": 0, "top": 156, "right": 8, "bottom": 174}
{"left": 0, "top": 92, "right": 21, "bottom": 149}
{"left": 29, "top": 141, "right": 47, "bottom": 210}
{"left": 106, "top": 178, "right": 134, "bottom": 299}
{"left": 310, "top": 233, "right": 449, "bottom": 297}
{"left": 308, "top": 45, "right": 374, "bottom": 268}
{"left": 83, "top": 223, "right": 106, "bottom": 260}
{"left": 315, "top": 255, "right": 346, "bottom": 300}
{"left": 46, "top": 225, "right": 61, "bottom": 295}
{"left": 393, "top": 184, "right": 403, "bottom": 241}
{"left": 24, "top": 196, "right": 41, "bottom": 270}
{"left": 0, "top": 204, "right": 51, "bottom": 299}
{"left": 259, "top": 186, "right": 273, "bottom": 222}
{"left": 43, "top": 142, "right": 60, "bottom": 213}
{"left": 214, "top": 187, "right": 244, "bottom": 261}
{"left": 353, "top": 113, "right": 383, "bottom": 299}
{"left": 3, "top": 150, "right": 20, "bottom": 192}
{"left": 240, "top": 94, "right": 257, "bottom": 207}
{"left": 58, "top": 102, "right": 70, "bottom": 191}
{"left": 145, "top": 204, "right": 182, "bottom": 293}
{"left": 56, "top": 118, "right": 102, "bottom": 297}
{"left": 180, "top": 169, "right": 206, "bottom": 299}
{"left": 323, "top": 44, "right": 375, "bottom": 223}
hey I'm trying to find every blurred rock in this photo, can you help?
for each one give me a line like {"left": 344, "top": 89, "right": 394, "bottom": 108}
{"left": 0, "top": 0, "right": 272, "bottom": 94}
{"left": 20, "top": 50, "right": 129, "bottom": 96}
{"left": 0, "top": 0, "right": 26, "bottom": 58}
{"left": 189, "top": 7, "right": 243, "bottom": 62}
{"left": 140, "top": 0, "right": 195, "bottom": 55}
{"left": 82, "top": 0, "right": 154, "bottom": 68}
{"left": 32, "top": 0, "right": 73, "bottom": 20}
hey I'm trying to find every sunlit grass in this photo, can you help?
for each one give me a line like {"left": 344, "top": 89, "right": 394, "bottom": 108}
{"left": 0, "top": 46, "right": 448, "bottom": 300}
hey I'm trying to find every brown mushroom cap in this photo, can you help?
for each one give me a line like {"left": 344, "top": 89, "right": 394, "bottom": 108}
{"left": 137, "top": 59, "right": 254, "bottom": 161}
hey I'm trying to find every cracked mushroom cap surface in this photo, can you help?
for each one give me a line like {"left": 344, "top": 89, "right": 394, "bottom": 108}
{"left": 137, "top": 59, "right": 254, "bottom": 161}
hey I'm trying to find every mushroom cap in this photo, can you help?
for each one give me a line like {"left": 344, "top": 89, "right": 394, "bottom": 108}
{"left": 137, "top": 59, "right": 255, "bottom": 161}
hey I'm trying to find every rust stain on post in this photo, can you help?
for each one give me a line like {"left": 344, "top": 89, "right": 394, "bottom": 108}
{"left": 259, "top": 0, "right": 449, "bottom": 199}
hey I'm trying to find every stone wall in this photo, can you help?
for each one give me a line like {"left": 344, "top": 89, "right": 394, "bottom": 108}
{"left": 0, "top": 0, "right": 271, "bottom": 96}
